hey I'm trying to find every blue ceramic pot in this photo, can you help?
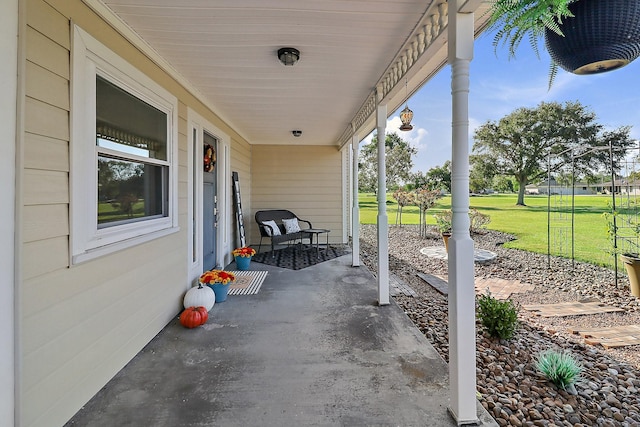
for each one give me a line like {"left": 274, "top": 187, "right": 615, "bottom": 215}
{"left": 235, "top": 255, "right": 251, "bottom": 271}
{"left": 208, "top": 283, "right": 230, "bottom": 302}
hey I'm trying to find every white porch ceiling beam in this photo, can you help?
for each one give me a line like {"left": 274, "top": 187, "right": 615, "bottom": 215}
{"left": 447, "top": 2, "right": 478, "bottom": 425}
{"left": 340, "top": 0, "right": 492, "bottom": 149}
{"left": 339, "top": 1, "right": 450, "bottom": 147}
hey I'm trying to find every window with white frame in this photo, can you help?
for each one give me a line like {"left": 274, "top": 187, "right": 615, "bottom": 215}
{"left": 71, "top": 26, "right": 178, "bottom": 263}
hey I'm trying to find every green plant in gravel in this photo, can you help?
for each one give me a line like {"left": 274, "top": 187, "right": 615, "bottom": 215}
{"left": 477, "top": 291, "right": 519, "bottom": 340}
{"left": 535, "top": 349, "right": 582, "bottom": 392}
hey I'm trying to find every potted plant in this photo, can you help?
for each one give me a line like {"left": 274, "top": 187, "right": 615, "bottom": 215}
{"left": 620, "top": 253, "right": 640, "bottom": 297}
{"left": 433, "top": 210, "right": 452, "bottom": 252}
{"left": 199, "top": 270, "right": 236, "bottom": 302}
{"left": 487, "top": 0, "right": 640, "bottom": 87}
{"left": 232, "top": 246, "right": 256, "bottom": 271}
{"left": 604, "top": 208, "right": 640, "bottom": 297}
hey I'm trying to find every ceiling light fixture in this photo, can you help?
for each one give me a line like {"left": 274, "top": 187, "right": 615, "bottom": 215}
{"left": 292, "top": 130, "right": 302, "bottom": 137}
{"left": 278, "top": 47, "right": 300, "bottom": 66}
{"left": 399, "top": 77, "right": 414, "bottom": 131}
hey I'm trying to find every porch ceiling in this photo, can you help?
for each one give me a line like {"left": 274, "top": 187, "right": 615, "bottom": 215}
{"left": 96, "top": 0, "right": 490, "bottom": 146}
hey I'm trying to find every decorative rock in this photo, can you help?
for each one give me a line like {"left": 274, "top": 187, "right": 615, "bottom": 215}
{"left": 606, "top": 394, "right": 622, "bottom": 408}
{"left": 359, "top": 225, "right": 640, "bottom": 427}
{"left": 509, "top": 414, "right": 522, "bottom": 426}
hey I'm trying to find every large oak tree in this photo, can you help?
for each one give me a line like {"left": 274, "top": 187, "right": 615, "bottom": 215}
{"left": 472, "top": 101, "right": 634, "bottom": 205}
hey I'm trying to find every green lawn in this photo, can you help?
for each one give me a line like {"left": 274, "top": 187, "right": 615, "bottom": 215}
{"left": 359, "top": 193, "right": 616, "bottom": 268}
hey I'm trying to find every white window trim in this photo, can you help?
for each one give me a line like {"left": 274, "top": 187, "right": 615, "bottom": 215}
{"left": 71, "top": 25, "right": 179, "bottom": 264}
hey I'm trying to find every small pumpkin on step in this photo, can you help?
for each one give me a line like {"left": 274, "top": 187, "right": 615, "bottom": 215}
{"left": 179, "top": 306, "right": 208, "bottom": 328}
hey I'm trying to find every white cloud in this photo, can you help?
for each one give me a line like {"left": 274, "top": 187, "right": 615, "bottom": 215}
{"left": 361, "top": 115, "right": 428, "bottom": 149}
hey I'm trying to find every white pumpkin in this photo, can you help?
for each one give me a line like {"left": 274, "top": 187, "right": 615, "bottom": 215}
{"left": 183, "top": 283, "right": 215, "bottom": 311}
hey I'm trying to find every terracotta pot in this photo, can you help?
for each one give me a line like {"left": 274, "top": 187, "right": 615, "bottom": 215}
{"left": 442, "top": 232, "right": 451, "bottom": 253}
{"left": 620, "top": 253, "right": 640, "bottom": 297}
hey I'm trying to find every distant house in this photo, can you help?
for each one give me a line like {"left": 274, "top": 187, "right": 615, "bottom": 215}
{"left": 599, "top": 179, "right": 640, "bottom": 195}
{"left": 525, "top": 178, "right": 596, "bottom": 195}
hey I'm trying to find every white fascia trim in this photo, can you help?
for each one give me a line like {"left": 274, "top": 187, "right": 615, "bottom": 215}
{"left": 80, "top": 0, "right": 249, "bottom": 144}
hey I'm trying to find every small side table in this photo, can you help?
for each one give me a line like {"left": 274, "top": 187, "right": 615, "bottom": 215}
{"left": 302, "top": 228, "right": 330, "bottom": 259}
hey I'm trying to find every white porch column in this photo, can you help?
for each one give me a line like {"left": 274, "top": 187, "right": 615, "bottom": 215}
{"left": 351, "top": 132, "right": 361, "bottom": 267}
{"left": 447, "top": 4, "right": 478, "bottom": 425}
{"left": 1, "top": 1, "right": 18, "bottom": 426}
{"left": 375, "top": 87, "right": 389, "bottom": 306}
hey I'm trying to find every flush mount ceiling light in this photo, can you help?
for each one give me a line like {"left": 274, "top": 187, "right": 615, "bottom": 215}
{"left": 292, "top": 130, "right": 302, "bottom": 137}
{"left": 278, "top": 47, "right": 300, "bottom": 66}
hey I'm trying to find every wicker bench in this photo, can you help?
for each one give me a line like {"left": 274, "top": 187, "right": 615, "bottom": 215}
{"left": 255, "top": 209, "right": 313, "bottom": 255}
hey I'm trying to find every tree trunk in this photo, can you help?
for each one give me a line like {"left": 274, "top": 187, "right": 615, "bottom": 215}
{"left": 516, "top": 180, "right": 527, "bottom": 206}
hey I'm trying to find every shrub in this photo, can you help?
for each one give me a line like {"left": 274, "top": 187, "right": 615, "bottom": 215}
{"left": 535, "top": 349, "right": 582, "bottom": 390}
{"left": 433, "top": 210, "right": 452, "bottom": 233}
{"left": 470, "top": 209, "right": 491, "bottom": 232}
{"left": 477, "top": 291, "right": 519, "bottom": 339}
{"left": 433, "top": 209, "right": 491, "bottom": 234}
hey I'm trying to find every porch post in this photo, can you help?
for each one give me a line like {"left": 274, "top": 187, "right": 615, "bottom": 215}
{"left": 351, "top": 131, "right": 360, "bottom": 267}
{"left": 1, "top": 0, "right": 18, "bottom": 426}
{"left": 375, "top": 86, "right": 389, "bottom": 306}
{"left": 447, "top": 3, "right": 478, "bottom": 425}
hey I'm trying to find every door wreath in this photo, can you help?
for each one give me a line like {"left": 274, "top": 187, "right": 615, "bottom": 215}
{"left": 204, "top": 143, "right": 216, "bottom": 172}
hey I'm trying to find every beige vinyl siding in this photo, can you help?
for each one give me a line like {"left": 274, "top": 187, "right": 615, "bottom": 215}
{"left": 231, "top": 136, "right": 252, "bottom": 244}
{"left": 21, "top": 1, "right": 251, "bottom": 426}
{"left": 24, "top": 133, "right": 68, "bottom": 172}
{"left": 251, "top": 145, "right": 344, "bottom": 245}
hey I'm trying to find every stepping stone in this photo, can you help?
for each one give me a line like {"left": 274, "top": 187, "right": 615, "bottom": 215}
{"left": 419, "top": 247, "right": 497, "bottom": 264}
{"left": 418, "top": 274, "right": 534, "bottom": 300}
{"left": 523, "top": 301, "right": 624, "bottom": 317}
{"left": 475, "top": 277, "right": 535, "bottom": 300}
{"left": 569, "top": 325, "right": 640, "bottom": 348}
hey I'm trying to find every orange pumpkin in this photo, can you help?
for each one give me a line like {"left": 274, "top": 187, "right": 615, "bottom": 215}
{"left": 179, "top": 306, "right": 208, "bottom": 328}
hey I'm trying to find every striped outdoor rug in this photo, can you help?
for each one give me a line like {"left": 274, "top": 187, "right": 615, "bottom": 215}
{"left": 227, "top": 270, "right": 268, "bottom": 295}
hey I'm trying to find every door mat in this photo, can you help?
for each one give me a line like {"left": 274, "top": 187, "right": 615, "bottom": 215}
{"left": 569, "top": 325, "right": 640, "bottom": 348}
{"left": 227, "top": 270, "right": 268, "bottom": 295}
{"left": 252, "top": 246, "right": 349, "bottom": 270}
{"left": 523, "top": 301, "right": 624, "bottom": 317}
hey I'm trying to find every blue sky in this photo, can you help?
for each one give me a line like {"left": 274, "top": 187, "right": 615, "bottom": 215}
{"left": 365, "top": 29, "right": 640, "bottom": 174}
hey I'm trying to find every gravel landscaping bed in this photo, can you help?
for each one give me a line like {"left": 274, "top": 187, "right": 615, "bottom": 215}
{"left": 359, "top": 224, "right": 640, "bottom": 427}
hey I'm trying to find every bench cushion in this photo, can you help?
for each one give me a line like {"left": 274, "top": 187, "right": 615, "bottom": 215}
{"left": 283, "top": 218, "right": 301, "bottom": 234}
{"left": 262, "top": 220, "right": 281, "bottom": 236}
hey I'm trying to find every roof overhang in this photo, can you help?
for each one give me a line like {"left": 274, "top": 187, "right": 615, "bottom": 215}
{"left": 86, "top": 0, "right": 491, "bottom": 147}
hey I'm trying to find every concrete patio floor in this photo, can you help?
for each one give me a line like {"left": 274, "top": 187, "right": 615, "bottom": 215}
{"left": 65, "top": 251, "right": 497, "bottom": 427}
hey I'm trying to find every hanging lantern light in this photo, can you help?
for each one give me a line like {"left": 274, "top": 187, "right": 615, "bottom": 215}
{"left": 399, "top": 105, "right": 413, "bottom": 131}
{"left": 399, "top": 77, "right": 413, "bottom": 131}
